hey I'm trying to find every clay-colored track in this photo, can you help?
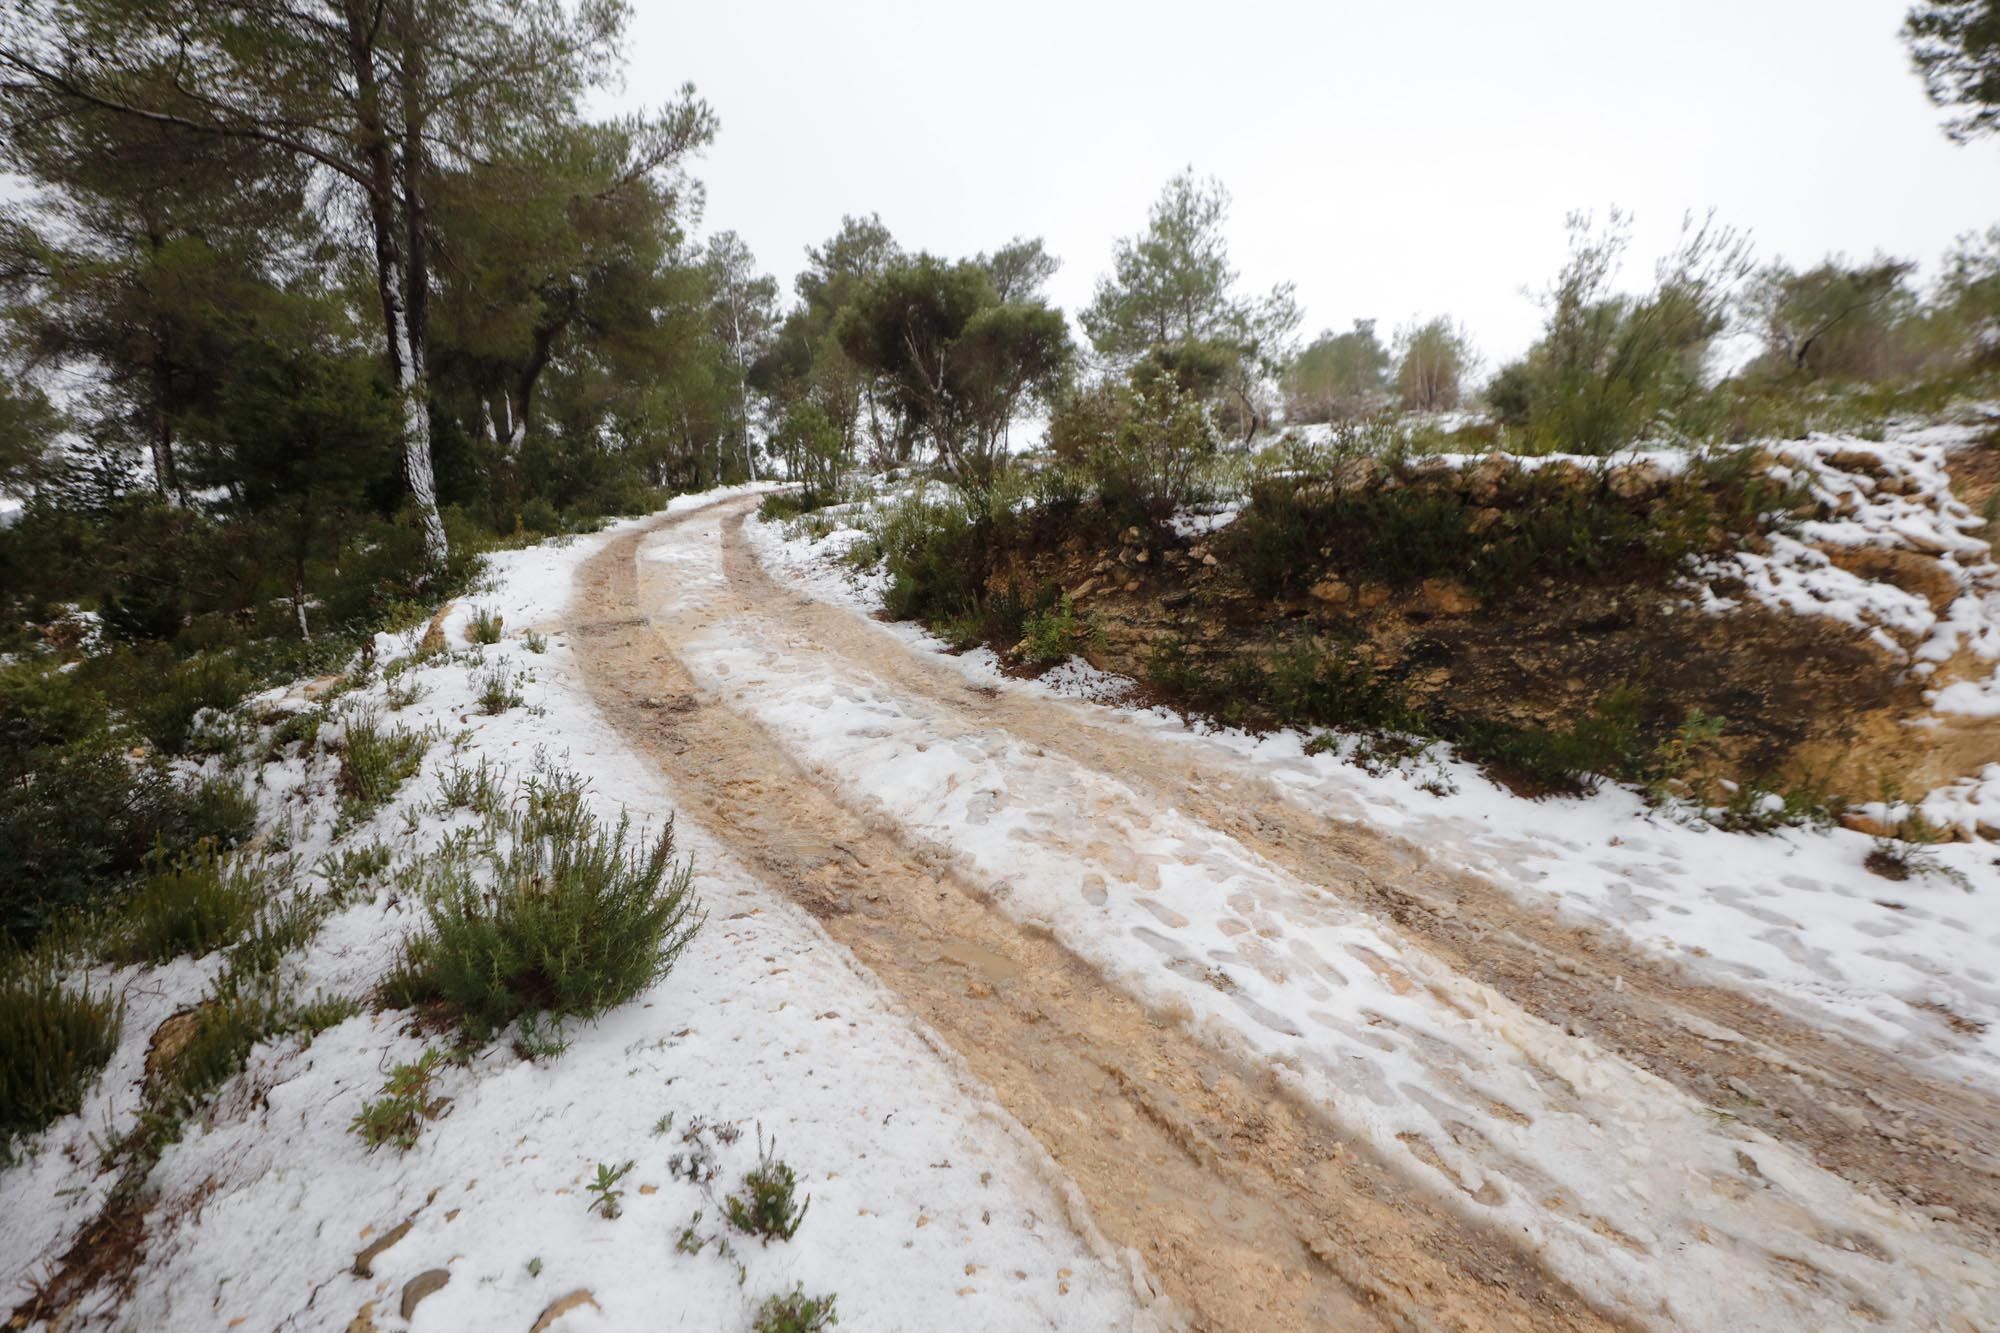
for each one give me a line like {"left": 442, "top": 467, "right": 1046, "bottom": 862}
{"left": 707, "top": 500, "right": 2000, "bottom": 1245}
{"left": 572, "top": 504, "right": 1621, "bottom": 1332}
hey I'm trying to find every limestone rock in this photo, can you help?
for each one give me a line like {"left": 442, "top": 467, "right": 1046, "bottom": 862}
{"left": 1461, "top": 452, "right": 1513, "bottom": 505}
{"left": 1308, "top": 578, "right": 1352, "bottom": 605}
{"left": 1419, "top": 579, "right": 1480, "bottom": 614}
{"left": 531, "top": 1290, "right": 601, "bottom": 1333}
{"left": 400, "top": 1269, "right": 450, "bottom": 1321}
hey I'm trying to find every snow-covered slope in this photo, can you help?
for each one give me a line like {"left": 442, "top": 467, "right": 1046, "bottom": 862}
{"left": 3, "top": 490, "right": 1155, "bottom": 1332}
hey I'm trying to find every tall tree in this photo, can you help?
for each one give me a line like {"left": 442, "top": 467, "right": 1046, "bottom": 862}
{"left": 1, "top": 0, "right": 633, "bottom": 568}
{"left": 1394, "top": 318, "right": 1475, "bottom": 412}
{"left": 702, "top": 230, "right": 779, "bottom": 480}
{"left": 1905, "top": 1, "right": 2000, "bottom": 142}
{"left": 1081, "top": 171, "right": 1296, "bottom": 363}
{"left": 1746, "top": 258, "right": 1919, "bottom": 380}
{"left": 837, "top": 256, "right": 1071, "bottom": 489}
{"left": 1283, "top": 322, "right": 1390, "bottom": 422}
{"left": 977, "top": 236, "right": 1059, "bottom": 303}
{"left": 430, "top": 102, "right": 716, "bottom": 459}
{"left": 0, "top": 106, "right": 309, "bottom": 504}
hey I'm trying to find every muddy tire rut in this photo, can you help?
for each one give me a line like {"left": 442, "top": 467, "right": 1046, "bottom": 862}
{"left": 573, "top": 496, "right": 2000, "bottom": 1328}
{"left": 709, "top": 501, "right": 2000, "bottom": 1247}
{"left": 572, "top": 505, "right": 1621, "bottom": 1332}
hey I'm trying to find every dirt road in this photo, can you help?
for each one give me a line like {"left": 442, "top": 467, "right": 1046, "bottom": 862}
{"left": 570, "top": 495, "right": 2000, "bottom": 1330}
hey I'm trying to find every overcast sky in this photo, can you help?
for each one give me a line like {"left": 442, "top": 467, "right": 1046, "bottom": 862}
{"left": 609, "top": 0, "right": 2000, "bottom": 370}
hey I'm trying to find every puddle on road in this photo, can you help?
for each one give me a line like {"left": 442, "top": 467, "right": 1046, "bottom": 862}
{"left": 933, "top": 937, "right": 1024, "bottom": 983}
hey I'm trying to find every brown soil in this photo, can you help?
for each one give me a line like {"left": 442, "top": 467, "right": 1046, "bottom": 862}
{"left": 571, "top": 495, "right": 2000, "bottom": 1328}
{"left": 989, "top": 496, "right": 1995, "bottom": 817}
{"left": 572, "top": 505, "right": 1622, "bottom": 1332}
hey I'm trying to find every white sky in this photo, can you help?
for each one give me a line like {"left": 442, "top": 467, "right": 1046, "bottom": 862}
{"left": 612, "top": 0, "right": 2000, "bottom": 368}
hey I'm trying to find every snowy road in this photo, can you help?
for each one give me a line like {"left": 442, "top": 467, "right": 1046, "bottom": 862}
{"left": 571, "top": 494, "right": 2000, "bottom": 1330}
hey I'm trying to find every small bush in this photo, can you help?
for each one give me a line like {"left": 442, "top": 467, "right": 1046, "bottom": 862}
{"left": 350, "top": 1048, "right": 448, "bottom": 1152}
{"left": 434, "top": 757, "right": 504, "bottom": 818}
{"left": 146, "top": 975, "right": 291, "bottom": 1122}
{"left": 318, "top": 841, "right": 394, "bottom": 907}
{"left": 179, "top": 775, "right": 260, "bottom": 849}
{"left": 724, "top": 1132, "right": 811, "bottom": 1243}
{"left": 474, "top": 663, "right": 523, "bottom": 715}
{"left": 383, "top": 786, "right": 702, "bottom": 1038}
{"left": 1264, "top": 638, "right": 1414, "bottom": 733}
{"left": 385, "top": 677, "right": 428, "bottom": 710}
{"left": 0, "top": 964, "right": 122, "bottom": 1161}
{"left": 752, "top": 1286, "right": 839, "bottom": 1333}
{"left": 1019, "top": 595, "right": 1092, "bottom": 665}
{"left": 1447, "top": 689, "right": 1646, "bottom": 797}
{"left": 878, "top": 489, "right": 990, "bottom": 624}
{"left": 336, "top": 714, "right": 429, "bottom": 826}
{"left": 119, "top": 844, "right": 274, "bottom": 964}
{"left": 467, "top": 606, "right": 504, "bottom": 644}
{"left": 143, "top": 653, "right": 253, "bottom": 755}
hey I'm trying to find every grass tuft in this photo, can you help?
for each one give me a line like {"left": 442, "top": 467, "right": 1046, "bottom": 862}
{"left": 0, "top": 962, "right": 122, "bottom": 1162}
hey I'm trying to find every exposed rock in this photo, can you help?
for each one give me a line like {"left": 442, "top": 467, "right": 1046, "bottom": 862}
{"left": 1419, "top": 579, "right": 1481, "bottom": 615}
{"left": 1308, "top": 578, "right": 1352, "bottom": 605}
{"left": 1402, "top": 455, "right": 1457, "bottom": 484}
{"left": 352, "top": 1218, "right": 414, "bottom": 1278}
{"left": 145, "top": 1008, "right": 205, "bottom": 1084}
{"left": 1537, "top": 459, "right": 1598, "bottom": 494}
{"left": 1826, "top": 448, "right": 1890, "bottom": 478}
{"left": 1841, "top": 810, "right": 1898, "bottom": 838}
{"left": 1607, "top": 460, "right": 1671, "bottom": 502}
{"left": 345, "top": 1302, "right": 378, "bottom": 1333}
{"left": 1160, "top": 588, "right": 1195, "bottom": 609}
{"left": 1333, "top": 455, "right": 1383, "bottom": 494}
{"left": 1467, "top": 507, "right": 1505, "bottom": 536}
{"left": 416, "top": 601, "right": 453, "bottom": 656}
{"left": 1461, "top": 452, "right": 1513, "bottom": 504}
{"left": 400, "top": 1269, "right": 450, "bottom": 1321}
{"left": 1201, "top": 553, "right": 1219, "bottom": 567}
{"left": 1356, "top": 583, "right": 1391, "bottom": 610}
{"left": 530, "top": 1289, "right": 601, "bottom": 1333}
{"left": 1824, "top": 546, "right": 1962, "bottom": 614}
{"left": 1070, "top": 579, "right": 1099, "bottom": 600}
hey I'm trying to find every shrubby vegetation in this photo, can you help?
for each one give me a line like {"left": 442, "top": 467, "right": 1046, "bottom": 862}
{"left": 383, "top": 770, "right": 703, "bottom": 1039}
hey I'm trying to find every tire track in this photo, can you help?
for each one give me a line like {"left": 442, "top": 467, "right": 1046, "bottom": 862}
{"left": 570, "top": 503, "right": 1620, "bottom": 1333}
{"left": 718, "top": 499, "right": 2000, "bottom": 1250}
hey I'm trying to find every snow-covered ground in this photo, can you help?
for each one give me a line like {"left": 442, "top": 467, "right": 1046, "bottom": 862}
{"left": 749, "top": 457, "right": 2000, "bottom": 1086}
{"left": 723, "top": 503, "right": 2000, "bottom": 1327}
{"left": 3, "top": 488, "right": 1155, "bottom": 1332}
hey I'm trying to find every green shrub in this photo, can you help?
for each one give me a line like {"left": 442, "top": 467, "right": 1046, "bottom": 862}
{"left": 1019, "top": 595, "right": 1093, "bottom": 665}
{"left": 1446, "top": 689, "right": 1646, "bottom": 797}
{"left": 143, "top": 653, "right": 254, "bottom": 755}
{"left": 474, "top": 663, "right": 523, "bottom": 715}
{"left": 434, "top": 757, "right": 504, "bottom": 818}
{"left": 0, "top": 963, "right": 122, "bottom": 1161}
{"left": 878, "top": 489, "right": 990, "bottom": 623}
{"left": 383, "top": 787, "right": 702, "bottom": 1038}
{"left": 467, "top": 606, "right": 504, "bottom": 645}
{"left": 350, "top": 1048, "right": 448, "bottom": 1152}
{"left": 119, "top": 844, "right": 274, "bottom": 964}
{"left": 752, "top": 1286, "right": 839, "bottom": 1333}
{"left": 0, "top": 662, "right": 233, "bottom": 944}
{"left": 724, "top": 1133, "right": 811, "bottom": 1243}
{"left": 336, "top": 714, "right": 429, "bottom": 826}
{"left": 179, "top": 775, "right": 259, "bottom": 848}
{"left": 317, "top": 841, "right": 394, "bottom": 907}
{"left": 1264, "top": 638, "right": 1415, "bottom": 732}
{"left": 586, "top": 1159, "right": 634, "bottom": 1219}
{"left": 146, "top": 976, "right": 288, "bottom": 1123}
